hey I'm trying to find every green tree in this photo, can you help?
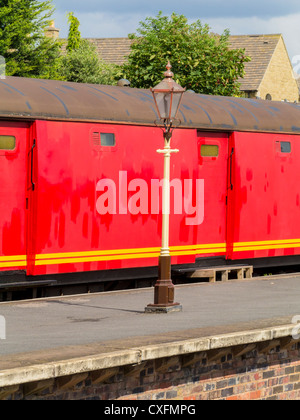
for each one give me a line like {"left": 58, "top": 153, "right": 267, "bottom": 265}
{"left": 66, "top": 12, "right": 81, "bottom": 52}
{"left": 121, "top": 12, "right": 250, "bottom": 96}
{"left": 0, "top": 0, "right": 62, "bottom": 79}
{"left": 60, "top": 39, "right": 119, "bottom": 85}
{"left": 60, "top": 14, "right": 119, "bottom": 85}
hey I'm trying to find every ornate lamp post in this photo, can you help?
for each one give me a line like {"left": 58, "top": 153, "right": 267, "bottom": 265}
{"left": 145, "top": 62, "right": 185, "bottom": 313}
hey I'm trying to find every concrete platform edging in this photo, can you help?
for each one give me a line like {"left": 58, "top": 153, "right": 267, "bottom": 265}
{"left": 209, "top": 323, "right": 295, "bottom": 349}
{"left": 0, "top": 323, "right": 296, "bottom": 389}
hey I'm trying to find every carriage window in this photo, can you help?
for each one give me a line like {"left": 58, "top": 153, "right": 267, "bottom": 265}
{"left": 277, "top": 141, "right": 291, "bottom": 154}
{"left": 101, "top": 133, "right": 115, "bottom": 147}
{"left": 0, "top": 135, "right": 16, "bottom": 150}
{"left": 201, "top": 145, "right": 219, "bottom": 157}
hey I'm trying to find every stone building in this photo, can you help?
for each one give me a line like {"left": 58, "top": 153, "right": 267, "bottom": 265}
{"left": 229, "top": 34, "right": 299, "bottom": 102}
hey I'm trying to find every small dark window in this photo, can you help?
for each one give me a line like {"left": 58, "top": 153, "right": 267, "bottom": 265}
{"left": 265, "top": 94, "right": 272, "bottom": 101}
{"left": 0, "top": 135, "right": 16, "bottom": 150}
{"left": 91, "top": 132, "right": 116, "bottom": 151}
{"left": 279, "top": 141, "right": 291, "bottom": 153}
{"left": 101, "top": 133, "right": 115, "bottom": 147}
{"left": 201, "top": 144, "right": 219, "bottom": 157}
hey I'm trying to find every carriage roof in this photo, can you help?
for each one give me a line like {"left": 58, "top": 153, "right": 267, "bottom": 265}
{"left": 0, "top": 76, "right": 300, "bottom": 135}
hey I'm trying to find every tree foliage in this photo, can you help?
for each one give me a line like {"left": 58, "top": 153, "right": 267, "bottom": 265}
{"left": 0, "top": 0, "right": 62, "bottom": 79}
{"left": 60, "top": 13, "right": 119, "bottom": 85}
{"left": 121, "top": 12, "right": 251, "bottom": 96}
{"left": 66, "top": 12, "right": 81, "bottom": 52}
{"left": 60, "top": 39, "right": 119, "bottom": 85}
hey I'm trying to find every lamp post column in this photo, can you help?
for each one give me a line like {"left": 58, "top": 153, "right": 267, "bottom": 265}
{"left": 145, "top": 130, "right": 182, "bottom": 313}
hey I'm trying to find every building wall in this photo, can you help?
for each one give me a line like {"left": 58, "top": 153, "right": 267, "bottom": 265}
{"left": 3, "top": 338, "right": 300, "bottom": 400}
{"left": 259, "top": 37, "right": 299, "bottom": 102}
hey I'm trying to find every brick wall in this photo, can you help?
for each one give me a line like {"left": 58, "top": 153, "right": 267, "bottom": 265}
{"left": 4, "top": 338, "right": 300, "bottom": 400}
{"left": 259, "top": 37, "right": 299, "bottom": 102}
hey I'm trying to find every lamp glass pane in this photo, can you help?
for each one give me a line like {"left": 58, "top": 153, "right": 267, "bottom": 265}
{"left": 154, "top": 92, "right": 172, "bottom": 119}
{"left": 170, "top": 93, "right": 182, "bottom": 119}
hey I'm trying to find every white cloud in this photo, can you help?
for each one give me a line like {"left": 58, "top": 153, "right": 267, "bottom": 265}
{"left": 53, "top": 11, "right": 146, "bottom": 38}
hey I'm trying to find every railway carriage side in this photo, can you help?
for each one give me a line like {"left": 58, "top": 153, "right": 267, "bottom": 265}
{"left": 227, "top": 130, "right": 300, "bottom": 264}
{"left": 1, "top": 76, "right": 300, "bottom": 287}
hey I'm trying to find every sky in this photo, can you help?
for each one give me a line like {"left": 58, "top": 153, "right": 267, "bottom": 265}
{"left": 51, "top": 0, "right": 300, "bottom": 73}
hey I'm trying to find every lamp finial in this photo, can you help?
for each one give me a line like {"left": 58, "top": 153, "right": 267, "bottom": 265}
{"left": 164, "top": 61, "right": 174, "bottom": 79}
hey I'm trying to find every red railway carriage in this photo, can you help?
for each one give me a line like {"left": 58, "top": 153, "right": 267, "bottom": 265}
{"left": 1, "top": 76, "right": 300, "bottom": 286}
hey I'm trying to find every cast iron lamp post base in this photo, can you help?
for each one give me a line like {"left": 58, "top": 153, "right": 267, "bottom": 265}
{"left": 145, "top": 255, "right": 182, "bottom": 313}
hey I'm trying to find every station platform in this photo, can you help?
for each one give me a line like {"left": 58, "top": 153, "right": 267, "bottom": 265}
{"left": 1, "top": 275, "right": 300, "bottom": 398}
{"left": 0, "top": 274, "right": 300, "bottom": 355}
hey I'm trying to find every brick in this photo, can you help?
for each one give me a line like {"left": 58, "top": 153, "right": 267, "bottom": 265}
{"left": 221, "top": 387, "right": 234, "bottom": 398}
{"left": 273, "top": 386, "right": 284, "bottom": 395}
{"left": 268, "top": 378, "right": 279, "bottom": 387}
{"left": 227, "top": 396, "right": 238, "bottom": 400}
{"left": 279, "top": 376, "right": 290, "bottom": 385}
{"left": 204, "top": 383, "right": 215, "bottom": 391}
{"left": 234, "top": 384, "right": 246, "bottom": 395}
{"left": 228, "top": 378, "right": 237, "bottom": 386}
{"left": 263, "top": 370, "right": 275, "bottom": 379}
{"left": 154, "top": 392, "right": 166, "bottom": 400}
{"left": 208, "top": 390, "right": 222, "bottom": 400}
{"left": 257, "top": 380, "right": 268, "bottom": 389}
{"left": 250, "top": 391, "right": 262, "bottom": 400}
{"left": 254, "top": 373, "right": 262, "bottom": 381}
{"left": 216, "top": 380, "right": 228, "bottom": 390}
{"left": 239, "top": 374, "right": 252, "bottom": 383}
{"left": 166, "top": 390, "right": 178, "bottom": 399}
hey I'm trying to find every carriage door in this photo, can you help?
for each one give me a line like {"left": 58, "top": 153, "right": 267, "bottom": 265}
{"left": 0, "top": 122, "right": 29, "bottom": 272}
{"left": 196, "top": 132, "right": 229, "bottom": 258}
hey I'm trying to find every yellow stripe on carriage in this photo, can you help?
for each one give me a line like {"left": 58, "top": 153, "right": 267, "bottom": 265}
{"left": 34, "top": 247, "right": 161, "bottom": 260}
{"left": 0, "top": 260, "right": 27, "bottom": 268}
{"left": 35, "top": 252, "right": 161, "bottom": 266}
{"left": 233, "top": 239, "right": 300, "bottom": 252}
{"left": 0, "top": 255, "right": 26, "bottom": 262}
{"left": 34, "top": 243, "right": 227, "bottom": 265}
{"left": 3, "top": 239, "right": 300, "bottom": 268}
